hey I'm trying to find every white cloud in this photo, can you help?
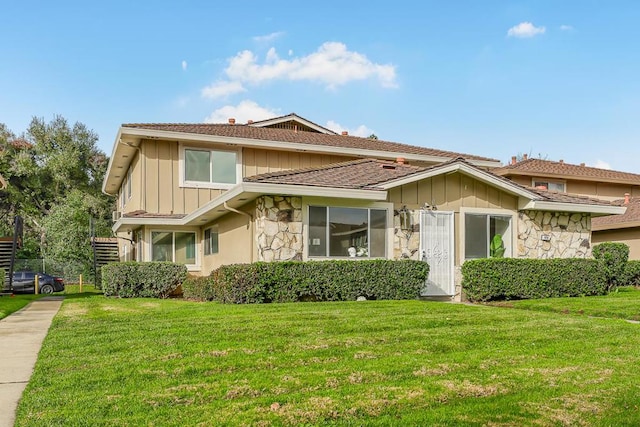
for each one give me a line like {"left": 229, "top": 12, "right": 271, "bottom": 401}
{"left": 560, "top": 24, "right": 574, "bottom": 31}
{"left": 224, "top": 42, "right": 397, "bottom": 89}
{"left": 507, "top": 22, "right": 546, "bottom": 38}
{"left": 181, "top": 60, "right": 187, "bottom": 71}
{"left": 201, "top": 80, "right": 246, "bottom": 99}
{"left": 591, "top": 160, "right": 611, "bottom": 170}
{"left": 252, "top": 31, "right": 285, "bottom": 43}
{"left": 204, "top": 100, "right": 279, "bottom": 124}
{"left": 326, "top": 120, "right": 374, "bottom": 138}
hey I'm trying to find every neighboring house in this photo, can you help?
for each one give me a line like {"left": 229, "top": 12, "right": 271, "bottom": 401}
{"left": 102, "top": 114, "right": 624, "bottom": 300}
{"left": 493, "top": 156, "right": 640, "bottom": 259}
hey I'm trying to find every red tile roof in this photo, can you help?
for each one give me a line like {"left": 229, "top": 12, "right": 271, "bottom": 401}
{"left": 592, "top": 197, "right": 640, "bottom": 229}
{"left": 121, "top": 122, "right": 499, "bottom": 163}
{"left": 493, "top": 158, "right": 640, "bottom": 185}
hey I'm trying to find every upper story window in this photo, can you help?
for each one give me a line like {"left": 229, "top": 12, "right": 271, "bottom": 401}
{"left": 181, "top": 146, "right": 239, "bottom": 189}
{"left": 533, "top": 179, "right": 565, "bottom": 192}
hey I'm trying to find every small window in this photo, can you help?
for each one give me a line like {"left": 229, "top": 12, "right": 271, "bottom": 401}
{"left": 464, "top": 213, "right": 512, "bottom": 260}
{"left": 151, "top": 231, "right": 197, "bottom": 265}
{"left": 126, "top": 167, "right": 132, "bottom": 199}
{"left": 533, "top": 179, "right": 565, "bottom": 192}
{"left": 184, "top": 148, "right": 237, "bottom": 186}
{"left": 204, "top": 226, "right": 219, "bottom": 255}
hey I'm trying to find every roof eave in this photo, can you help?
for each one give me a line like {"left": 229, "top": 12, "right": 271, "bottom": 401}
{"left": 496, "top": 170, "right": 640, "bottom": 186}
{"left": 520, "top": 201, "right": 627, "bottom": 216}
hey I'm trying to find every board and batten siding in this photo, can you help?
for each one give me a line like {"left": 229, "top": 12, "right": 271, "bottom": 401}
{"left": 128, "top": 139, "right": 356, "bottom": 215}
{"left": 242, "top": 148, "right": 352, "bottom": 177}
{"left": 388, "top": 172, "right": 519, "bottom": 266}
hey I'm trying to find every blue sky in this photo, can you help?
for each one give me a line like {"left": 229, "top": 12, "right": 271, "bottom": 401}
{"left": 2, "top": 1, "right": 640, "bottom": 172}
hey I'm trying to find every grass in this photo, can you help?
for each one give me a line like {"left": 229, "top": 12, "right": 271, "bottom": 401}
{"left": 0, "top": 294, "right": 42, "bottom": 320}
{"left": 13, "top": 292, "right": 640, "bottom": 426}
{"left": 492, "top": 286, "right": 640, "bottom": 321}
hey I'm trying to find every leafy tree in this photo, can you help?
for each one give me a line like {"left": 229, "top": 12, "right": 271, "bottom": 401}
{"left": 0, "top": 116, "right": 114, "bottom": 263}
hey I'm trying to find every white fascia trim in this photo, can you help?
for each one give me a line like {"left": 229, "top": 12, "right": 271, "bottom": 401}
{"left": 118, "top": 127, "right": 501, "bottom": 168}
{"left": 181, "top": 182, "right": 387, "bottom": 224}
{"left": 521, "top": 201, "right": 627, "bottom": 215}
{"left": 112, "top": 217, "right": 183, "bottom": 233}
{"left": 241, "top": 182, "right": 387, "bottom": 200}
{"left": 379, "top": 162, "right": 539, "bottom": 199}
{"left": 102, "top": 127, "right": 126, "bottom": 194}
{"left": 249, "top": 115, "right": 337, "bottom": 135}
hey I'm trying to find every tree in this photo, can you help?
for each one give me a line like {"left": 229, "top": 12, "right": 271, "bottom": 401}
{"left": 0, "top": 116, "right": 114, "bottom": 262}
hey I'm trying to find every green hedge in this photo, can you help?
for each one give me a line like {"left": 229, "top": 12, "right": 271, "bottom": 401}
{"left": 461, "top": 258, "right": 607, "bottom": 302}
{"left": 592, "top": 242, "right": 629, "bottom": 291}
{"left": 184, "top": 260, "right": 429, "bottom": 303}
{"left": 102, "top": 262, "right": 188, "bottom": 298}
{"left": 622, "top": 260, "right": 640, "bottom": 287}
{"left": 0, "top": 268, "right": 5, "bottom": 289}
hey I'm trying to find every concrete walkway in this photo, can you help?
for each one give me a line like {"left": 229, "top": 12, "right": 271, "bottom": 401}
{"left": 0, "top": 296, "right": 63, "bottom": 427}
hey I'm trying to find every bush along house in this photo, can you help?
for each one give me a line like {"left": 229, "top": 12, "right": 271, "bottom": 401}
{"left": 102, "top": 114, "right": 625, "bottom": 301}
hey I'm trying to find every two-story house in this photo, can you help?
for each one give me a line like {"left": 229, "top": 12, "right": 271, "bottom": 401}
{"left": 102, "top": 114, "right": 624, "bottom": 300}
{"left": 493, "top": 156, "right": 640, "bottom": 258}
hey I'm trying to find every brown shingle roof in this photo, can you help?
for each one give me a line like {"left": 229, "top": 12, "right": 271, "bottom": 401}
{"left": 123, "top": 210, "right": 186, "bottom": 219}
{"left": 121, "top": 122, "right": 499, "bottom": 163}
{"left": 245, "top": 157, "right": 620, "bottom": 209}
{"left": 245, "top": 158, "right": 427, "bottom": 190}
{"left": 493, "top": 158, "right": 640, "bottom": 185}
{"left": 528, "top": 188, "right": 618, "bottom": 206}
{"left": 592, "top": 197, "right": 640, "bottom": 228}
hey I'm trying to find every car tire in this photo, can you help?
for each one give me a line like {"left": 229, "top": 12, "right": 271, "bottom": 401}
{"left": 40, "top": 284, "right": 55, "bottom": 294}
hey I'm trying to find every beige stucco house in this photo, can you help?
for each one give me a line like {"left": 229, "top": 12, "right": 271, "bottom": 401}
{"left": 494, "top": 156, "right": 640, "bottom": 259}
{"left": 102, "top": 114, "right": 624, "bottom": 300}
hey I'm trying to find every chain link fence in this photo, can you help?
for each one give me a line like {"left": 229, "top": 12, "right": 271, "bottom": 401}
{"left": 13, "top": 259, "right": 96, "bottom": 285}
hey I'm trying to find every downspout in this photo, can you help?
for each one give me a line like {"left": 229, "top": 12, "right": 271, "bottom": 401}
{"left": 223, "top": 202, "right": 255, "bottom": 261}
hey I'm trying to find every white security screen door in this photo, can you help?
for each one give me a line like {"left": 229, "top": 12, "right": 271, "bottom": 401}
{"left": 420, "top": 210, "right": 454, "bottom": 296}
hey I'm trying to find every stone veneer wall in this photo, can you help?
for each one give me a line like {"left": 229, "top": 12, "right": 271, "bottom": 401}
{"left": 518, "top": 210, "right": 592, "bottom": 259}
{"left": 255, "top": 196, "right": 303, "bottom": 262}
{"left": 393, "top": 209, "right": 422, "bottom": 260}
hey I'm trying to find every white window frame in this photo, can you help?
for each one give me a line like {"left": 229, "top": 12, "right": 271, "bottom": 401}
{"left": 126, "top": 166, "right": 132, "bottom": 200}
{"left": 532, "top": 178, "right": 566, "bottom": 192}
{"left": 178, "top": 144, "right": 242, "bottom": 190}
{"left": 460, "top": 207, "right": 517, "bottom": 264}
{"left": 204, "top": 225, "right": 219, "bottom": 256}
{"left": 148, "top": 229, "right": 199, "bottom": 269}
{"left": 302, "top": 198, "right": 393, "bottom": 260}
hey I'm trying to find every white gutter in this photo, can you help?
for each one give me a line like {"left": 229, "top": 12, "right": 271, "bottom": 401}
{"left": 380, "top": 162, "right": 540, "bottom": 199}
{"left": 118, "top": 127, "right": 502, "bottom": 168}
{"left": 112, "top": 181, "right": 387, "bottom": 233}
{"left": 521, "top": 201, "right": 627, "bottom": 216}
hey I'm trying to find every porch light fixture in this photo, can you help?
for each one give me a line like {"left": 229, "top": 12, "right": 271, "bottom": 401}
{"left": 399, "top": 206, "right": 412, "bottom": 231}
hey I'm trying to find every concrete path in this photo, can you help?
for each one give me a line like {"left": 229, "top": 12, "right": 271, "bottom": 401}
{"left": 0, "top": 296, "right": 63, "bottom": 427}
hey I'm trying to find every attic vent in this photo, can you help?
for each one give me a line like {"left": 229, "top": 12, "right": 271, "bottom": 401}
{"left": 341, "top": 131, "right": 348, "bottom": 136}
{"left": 381, "top": 164, "right": 397, "bottom": 170}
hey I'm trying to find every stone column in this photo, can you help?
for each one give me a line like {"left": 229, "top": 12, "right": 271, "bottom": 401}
{"left": 255, "top": 196, "right": 303, "bottom": 261}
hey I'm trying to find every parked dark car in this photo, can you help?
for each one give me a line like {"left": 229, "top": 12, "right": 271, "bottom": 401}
{"left": 10, "top": 271, "right": 65, "bottom": 294}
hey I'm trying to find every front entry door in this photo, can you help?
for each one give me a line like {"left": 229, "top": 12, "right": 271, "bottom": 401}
{"left": 420, "top": 210, "right": 454, "bottom": 296}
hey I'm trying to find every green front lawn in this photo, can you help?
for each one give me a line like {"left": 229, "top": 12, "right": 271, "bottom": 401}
{"left": 493, "top": 286, "right": 640, "bottom": 321}
{"left": 0, "top": 294, "right": 42, "bottom": 320}
{"left": 15, "top": 294, "right": 640, "bottom": 426}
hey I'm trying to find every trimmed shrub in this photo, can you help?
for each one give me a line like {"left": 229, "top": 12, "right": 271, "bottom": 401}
{"left": 182, "top": 274, "right": 217, "bottom": 301}
{"left": 592, "top": 242, "right": 629, "bottom": 291}
{"left": 621, "top": 260, "right": 640, "bottom": 287}
{"left": 194, "top": 260, "right": 429, "bottom": 304}
{"left": 461, "top": 258, "right": 607, "bottom": 302}
{"left": 102, "top": 262, "right": 188, "bottom": 298}
{"left": 0, "top": 268, "right": 4, "bottom": 289}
